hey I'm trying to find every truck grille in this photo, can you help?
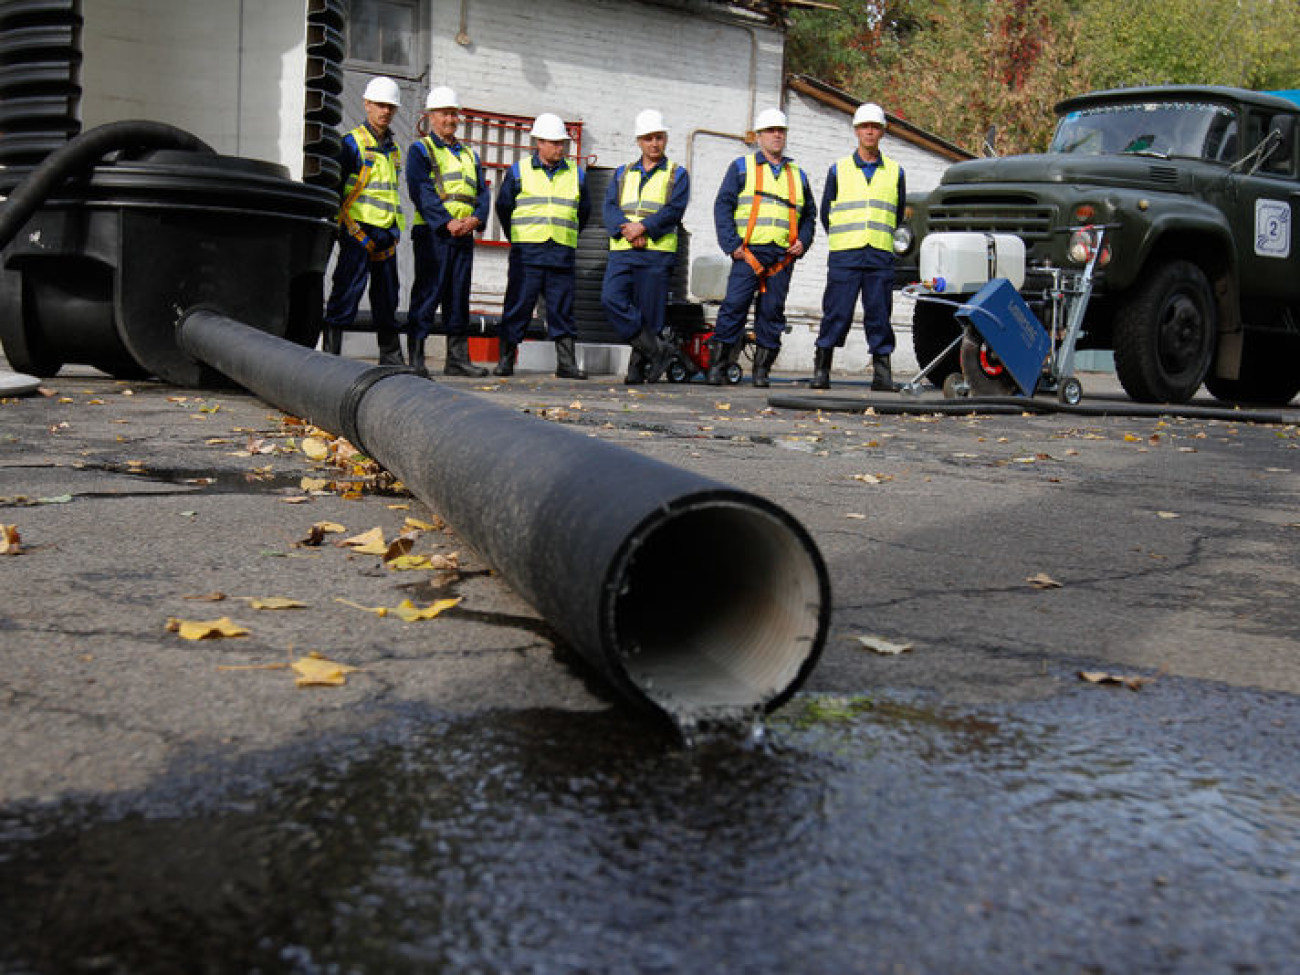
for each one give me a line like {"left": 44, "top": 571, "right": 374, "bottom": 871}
{"left": 927, "top": 202, "right": 1055, "bottom": 244}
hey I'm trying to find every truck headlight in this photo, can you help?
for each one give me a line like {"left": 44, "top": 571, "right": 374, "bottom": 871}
{"left": 1068, "top": 227, "right": 1111, "bottom": 267}
{"left": 893, "top": 225, "right": 914, "bottom": 255}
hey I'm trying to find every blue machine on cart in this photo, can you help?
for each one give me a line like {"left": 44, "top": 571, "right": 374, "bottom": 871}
{"left": 901, "top": 225, "right": 1111, "bottom": 405}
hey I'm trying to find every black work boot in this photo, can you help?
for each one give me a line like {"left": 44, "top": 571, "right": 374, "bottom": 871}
{"left": 554, "top": 335, "right": 588, "bottom": 380}
{"left": 706, "top": 339, "right": 734, "bottom": 385}
{"left": 623, "top": 349, "right": 647, "bottom": 385}
{"left": 810, "top": 347, "right": 833, "bottom": 389}
{"left": 752, "top": 346, "right": 777, "bottom": 388}
{"left": 493, "top": 341, "right": 516, "bottom": 377}
{"left": 871, "top": 353, "right": 896, "bottom": 391}
{"left": 377, "top": 329, "right": 404, "bottom": 366}
{"left": 406, "top": 334, "right": 428, "bottom": 377}
{"left": 445, "top": 335, "right": 489, "bottom": 378}
{"left": 628, "top": 328, "right": 675, "bottom": 384}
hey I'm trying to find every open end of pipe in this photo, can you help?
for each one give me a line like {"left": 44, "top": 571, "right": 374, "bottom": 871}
{"left": 606, "top": 495, "right": 829, "bottom": 718}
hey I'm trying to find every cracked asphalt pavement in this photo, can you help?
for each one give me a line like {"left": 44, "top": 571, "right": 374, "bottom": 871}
{"left": 3, "top": 358, "right": 1299, "bottom": 806}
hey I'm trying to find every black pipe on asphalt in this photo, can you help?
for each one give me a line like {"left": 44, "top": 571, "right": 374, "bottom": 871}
{"left": 768, "top": 392, "right": 1299, "bottom": 425}
{"left": 179, "top": 308, "right": 831, "bottom": 724}
{"left": 0, "top": 120, "right": 214, "bottom": 250}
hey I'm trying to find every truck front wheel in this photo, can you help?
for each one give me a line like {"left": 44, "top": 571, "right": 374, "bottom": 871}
{"left": 912, "top": 298, "right": 963, "bottom": 384}
{"left": 1113, "top": 260, "right": 1215, "bottom": 404}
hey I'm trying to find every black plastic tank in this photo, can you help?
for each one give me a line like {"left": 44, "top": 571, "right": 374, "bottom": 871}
{"left": 0, "top": 147, "right": 337, "bottom": 385}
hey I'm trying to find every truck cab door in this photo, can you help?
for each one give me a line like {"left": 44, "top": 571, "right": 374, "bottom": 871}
{"left": 1231, "top": 111, "right": 1298, "bottom": 303}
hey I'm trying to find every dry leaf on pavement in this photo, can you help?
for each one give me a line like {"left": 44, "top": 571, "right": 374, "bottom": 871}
{"left": 291, "top": 652, "right": 359, "bottom": 687}
{"left": 340, "top": 526, "right": 387, "bottom": 554}
{"left": 1078, "top": 670, "right": 1154, "bottom": 691}
{"left": 855, "top": 634, "right": 914, "bottom": 655}
{"left": 166, "top": 616, "right": 250, "bottom": 640}
{"left": 1026, "top": 572, "right": 1063, "bottom": 589}
{"left": 2, "top": 524, "right": 22, "bottom": 555}
{"left": 247, "top": 597, "right": 307, "bottom": 610}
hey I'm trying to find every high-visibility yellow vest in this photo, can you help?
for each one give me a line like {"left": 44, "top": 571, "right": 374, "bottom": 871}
{"left": 510, "top": 158, "right": 580, "bottom": 248}
{"left": 413, "top": 137, "right": 479, "bottom": 225}
{"left": 733, "top": 155, "right": 805, "bottom": 248}
{"left": 340, "top": 125, "right": 404, "bottom": 230}
{"left": 610, "top": 159, "right": 679, "bottom": 253}
{"left": 826, "top": 154, "right": 900, "bottom": 252}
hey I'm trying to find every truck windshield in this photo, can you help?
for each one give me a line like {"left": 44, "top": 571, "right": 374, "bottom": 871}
{"left": 1050, "top": 102, "right": 1238, "bottom": 162}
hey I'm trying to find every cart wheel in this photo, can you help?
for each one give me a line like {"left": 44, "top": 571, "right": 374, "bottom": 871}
{"left": 1058, "top": 376, "right": 1083, "bottom": 406}
{"left": 941, "top": 372, "right": 970, "bottom": 399}
{"left": 667, "top": 359, "right": 688, "bottom": 383}
{"left": 959, "top": 335, "right": 1017, "bottom": 397}
{"left": 726, "top": 362, "right": 744, "bottom": 384}
{"left": 322, "top": 325, "right": 342, "bottom": 356}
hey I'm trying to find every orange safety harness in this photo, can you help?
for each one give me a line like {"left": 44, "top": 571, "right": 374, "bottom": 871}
{"left": 739, "top": 160, "right": 798, "bottom": 292}
{"left": 338, "top": 138, "right": 398, "bottom": 262}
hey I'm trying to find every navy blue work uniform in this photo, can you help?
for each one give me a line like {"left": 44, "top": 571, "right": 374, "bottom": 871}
{"left": 406, "top": 134, "right": 491, "bottom": 340}
{"left": 815, "top": 153, "right": 907, "bottom": 354}
{"left": 494, "top": 153, "right": 591, "bottom": 345}
{"left": 600, "top": 158, "right": 691, "bottom": 340}
{"left": 324, "top": 123, "right": 402, "bottom": 339}
{"left": 711, "top": 152, "right": 816, "bottom": 350}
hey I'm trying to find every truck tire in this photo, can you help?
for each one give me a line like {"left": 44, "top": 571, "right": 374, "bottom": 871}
{"left": 912, "top": 298, "right": 962, "bottom": 384}
{"left": 1113, "top": 259, "right": 1215, "bottom": 403}
{"left": 1204, "top": 331, "right": 1300, "bottom": 406}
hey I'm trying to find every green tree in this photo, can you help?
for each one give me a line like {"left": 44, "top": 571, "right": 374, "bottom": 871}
{"left": 1080, "top": 0, "right": 1300, "bottom": 91}
{"left": 787, "top": 0, "right": 1300, "bottom": 155}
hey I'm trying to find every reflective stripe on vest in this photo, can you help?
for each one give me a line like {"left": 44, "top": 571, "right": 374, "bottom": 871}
{"left": 827, "top": 154, "right": 899, "bottom": 252}
{"left": 510, "top": 158, "right": 580, "bottom": 248}
{"left": 342, "top": 125, "right": 405, "bottom": 230}
{"left": 733, "top": 156, "right": 804, "bottom": 248}
{"left": 413, "top": 137, "right": 479, "bottom": 225}
{"left": 610, "top": 159, "right": 678, "bottom": 253}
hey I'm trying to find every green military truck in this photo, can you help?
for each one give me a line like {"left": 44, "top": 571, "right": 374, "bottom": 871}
{"left": 893, "top": 85, "right": 1300, "bottom": 404}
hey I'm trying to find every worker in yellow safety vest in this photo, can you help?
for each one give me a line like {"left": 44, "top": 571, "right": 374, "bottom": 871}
{"left": 492, "top": 112, "right": 592, "bottom": 379}
{"left": 600, "top": 108, "right": 689, "bottom": 384}
{"left": 324, "top": 76, "right": 406, "bottom": 365}
{"left": 405, "top": 85, "right": 491, "bottom": 378}
{"left": 810, "top": 102, "right": 906, "bottom": 391}
{"left": 709, "top": 107, "right": 817, "bottom": 387}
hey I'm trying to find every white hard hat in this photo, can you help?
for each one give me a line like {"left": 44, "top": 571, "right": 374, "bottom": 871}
{"left": 853, "top": 102, "right": 887, "bottom": 127}
{"left": 753, "top": 107, "right": 788, "bottom": 131}
{"left": 425, "top": 86, "right": 459, "bottom": 111}
{"left": 634, "top": 109, "right": 667, "bottom": 138}
{"left": 530, "top": 112, "right": 569, "bottom": 141}
{"left": 363, "top": 76, "right": 401, "bottom": 107}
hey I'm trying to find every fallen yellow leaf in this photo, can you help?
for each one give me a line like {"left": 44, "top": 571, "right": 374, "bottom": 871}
{"left": 387, "top": 554, "right": 435, "bottom": 571}
{"left": 404, "top": 516, "right": 443, "bottom": 532}
{"left": 314, "top": 521, "right": 347, "bottom": 534}
{"left": 291, "top": 652, "right": 359, "bottom": 687}
{"left": 167, "top": 616, "right": 249, "bottom": 640}
{"left": 382, "top": 534, "right": 416, "bottom": 563}
{"left": 855, "top": 634, "right": 914, "bottom": 655}
{"left": 1026, "top": 572, "right": 1063, "bottom": 589}
{"left": 335, "top": 597, "right": 389, "bottom": 616}
{"left": 1078, "top": 670, "right": 1154, "bottom": 691}
{"left": 2, "top": 524, "right": 22, "bottom": 556}
{"left": 301, "top": 437, "right": 331, "bottom": 461}
{"left": 341, "top": 526, "right": 387, "bottom": 555}
{"left": 390, "top": 597, "right": 461, "bottom": 622}
{"left": 248, "top": 597, "right": 307, "bottom": 610}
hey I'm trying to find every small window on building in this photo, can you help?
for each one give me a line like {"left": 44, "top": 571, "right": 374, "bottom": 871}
{"left": 347, "top": 0, "right": 420, "bottom": 77}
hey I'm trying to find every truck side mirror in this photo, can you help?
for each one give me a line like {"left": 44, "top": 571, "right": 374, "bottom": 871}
{"left": 1266, "top": 115, "right": 1295, "bottom": 172}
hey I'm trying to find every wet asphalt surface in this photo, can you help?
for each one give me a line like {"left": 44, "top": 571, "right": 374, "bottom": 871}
{"left": 2, "top": 355, "right": 1298, "bottom": 973}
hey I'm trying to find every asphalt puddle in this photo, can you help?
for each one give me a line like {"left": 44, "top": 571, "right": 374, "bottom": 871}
{"left": 1, "top": 682, "right": 1296, "bottom": 973}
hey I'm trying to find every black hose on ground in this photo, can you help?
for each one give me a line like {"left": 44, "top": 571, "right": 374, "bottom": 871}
{"left": 0, "top": 120, "right": 214, "bottom": 251}
{"left": 768, "top": 392, "right": 1299, "bottom": 425}
{"left": 179, "top": 308, "right": 832, "bottom": 724}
